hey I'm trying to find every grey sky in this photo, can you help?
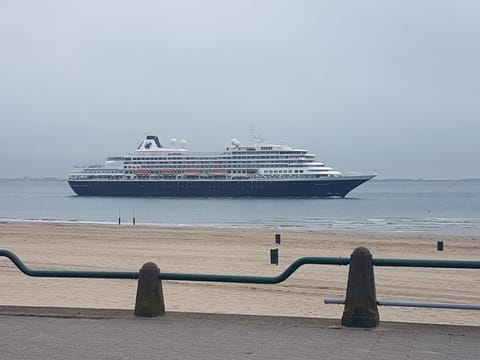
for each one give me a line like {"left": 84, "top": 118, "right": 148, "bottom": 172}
{"left": 1, "top": 0, "right": 479, "bottom": 179}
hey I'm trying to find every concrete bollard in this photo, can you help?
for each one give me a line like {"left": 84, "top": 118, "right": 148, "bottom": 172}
{"left": 134, "top": 262, "right": 165, "bottom": 317}
{"left": 341, "top": 247, "right": 379, "bottom": 327}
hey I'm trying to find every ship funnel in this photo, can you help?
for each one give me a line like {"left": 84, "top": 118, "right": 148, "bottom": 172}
{"left": 137, "top": 136, "right": 163, "bottom": 151}
{"left": 145, "top": 136, "right": 162, "bottom": 148}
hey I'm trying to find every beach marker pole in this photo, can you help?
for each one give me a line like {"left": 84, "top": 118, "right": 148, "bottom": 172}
{"left": 133, "top": 208, "right": 136, "bottom": 226}
{"left": 270, "top": 248, "right": 279, "bottom": 265}
{"left": 118, "top": 208, "right": 121, "bottom": 225}
{"left": 275, "top": 234, "right": 281, "bottom": 245}
{"left": 135, "top": 262, "right": 165, "bottom": 317}
{"left": 341, "top": 247, "right": 379, "bottom": 327}
{"left": 437, "top": 241, "right": 444, "bottom": 251}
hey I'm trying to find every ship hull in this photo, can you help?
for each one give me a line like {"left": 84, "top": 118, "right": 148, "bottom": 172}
{"left": 68, "top": 176, "right": 373, "bottom": 198}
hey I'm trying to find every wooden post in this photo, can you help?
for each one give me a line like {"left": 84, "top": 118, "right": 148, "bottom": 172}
{"left": 275, "top": 234, "right": 281, "bottom": 244}
{"left": 270, "top": 248, "right": 279, "bottom": 265}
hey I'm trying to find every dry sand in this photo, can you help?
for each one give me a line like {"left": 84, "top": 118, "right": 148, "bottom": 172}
{"left": 0, "top": 222, "right": 479, "bottom": 326}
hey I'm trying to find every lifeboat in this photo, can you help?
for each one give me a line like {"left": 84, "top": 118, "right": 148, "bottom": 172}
{"left": 210, "top": 169, "right": 227, "bottom": 174}
{"left": 184, "top": 169, "right": 201, "bottom": 176}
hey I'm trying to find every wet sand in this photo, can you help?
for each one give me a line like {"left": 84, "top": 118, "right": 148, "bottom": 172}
{"left": 0, "top": 222, "right": 479, "bottom": 326}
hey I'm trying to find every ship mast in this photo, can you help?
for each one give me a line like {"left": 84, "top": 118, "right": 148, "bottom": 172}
{"left": 249, "top": 125, "right": 265, "bottom": 145}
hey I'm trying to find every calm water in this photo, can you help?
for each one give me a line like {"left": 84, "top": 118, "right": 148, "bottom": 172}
{"left": 1, "top": 179, "right": 480, "bottom": 235}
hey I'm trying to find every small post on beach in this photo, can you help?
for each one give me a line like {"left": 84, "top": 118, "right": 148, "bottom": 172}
{"left": 437, "top": 241, "right": 444, "bottom": 251}
{"left": 341, "top": 247, "right": 379, "bottom": 328}
{"left": 135, "top": 262, "right": 165, "bottom": 317}
{"left": 270, "top": 248, "right": 279, "bottom": 265}
{"left": 133, "top": 208, "right": 136, "bottom": 226}
{"left": 118, "top": 209, "right": 121, "bottom": 225}
{"left": 275, "top": 233, "right": 281, "bottom": 245}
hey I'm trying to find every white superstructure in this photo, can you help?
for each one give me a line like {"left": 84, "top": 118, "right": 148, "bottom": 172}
{"left": 69, "top": 136, "right": 344, "bottom": 181}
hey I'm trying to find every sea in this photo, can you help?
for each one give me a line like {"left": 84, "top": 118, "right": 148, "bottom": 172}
{"left": 1, "top": 179, "right": 480, "bottom": 236}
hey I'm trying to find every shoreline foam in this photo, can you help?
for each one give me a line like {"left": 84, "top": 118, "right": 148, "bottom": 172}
{"left": 2, "top": 217, "right": 480, "bottom": 237}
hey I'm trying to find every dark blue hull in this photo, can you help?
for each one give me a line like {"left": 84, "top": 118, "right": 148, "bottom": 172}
{"left": 68, "top": 177, "right": 373, "bottom": 198}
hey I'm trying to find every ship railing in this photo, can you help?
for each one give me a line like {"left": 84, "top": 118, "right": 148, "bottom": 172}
{"left": 0, "top": 248, "right": 479, "bottom": 326}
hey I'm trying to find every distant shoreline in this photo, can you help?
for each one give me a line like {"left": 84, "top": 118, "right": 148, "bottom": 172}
{"left": 0, "top": 177, "right": 66, "bottom": 182}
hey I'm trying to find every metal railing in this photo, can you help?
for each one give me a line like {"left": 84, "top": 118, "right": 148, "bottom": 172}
{"left": 0, "top": 249, "right": 349, "bottom": 283}
{"left": 324, "top": 298, "right": 480, "bottom": 310}
{"left": 0, "top": 249, "right": 139, "bottom": 279}
{"left": 2, "top": 248, "right": 480, "bottom": 318}
{"left": 372, "top": 258, "right": 480, "bottom": 269}
{"left": 1, "top": 249, "right": 479, "bottom": 284}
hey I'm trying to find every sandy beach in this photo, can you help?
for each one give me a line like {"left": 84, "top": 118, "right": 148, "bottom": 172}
{"left": 0, "top": 222, "right": 479, "bottom": 326}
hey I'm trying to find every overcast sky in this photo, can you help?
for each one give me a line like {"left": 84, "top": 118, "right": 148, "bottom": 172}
{"left": 1, "top": 1, "right": 479, "bottom": 179}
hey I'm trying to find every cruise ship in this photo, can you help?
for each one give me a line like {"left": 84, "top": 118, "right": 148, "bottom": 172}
{"left": 68, "top": 135, "right": 375, "bottom": 197}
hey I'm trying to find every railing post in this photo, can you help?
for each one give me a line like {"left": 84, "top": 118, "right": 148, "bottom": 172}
{"left": 134, "top": 262, "right": 165, "bottom": 317}
{"left": 341, "top": 247, "right": 379, "bottom": 327}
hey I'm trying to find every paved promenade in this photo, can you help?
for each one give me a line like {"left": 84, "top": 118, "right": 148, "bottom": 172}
{"left": 0, "top": 306, "right": 478, "bottom": 360}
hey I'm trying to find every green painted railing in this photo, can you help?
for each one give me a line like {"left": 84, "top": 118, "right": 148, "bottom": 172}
{"left": 373, "top": 258, "right": 480, "bottom": 269}
{"left": 0, "top": 249, "right": 349, "bottom": 284}
{"left": 0, "top": 249, "right": 139, "bottom": 279}
{"left": 1, "top": 249, "right": 479, "bottom": 285}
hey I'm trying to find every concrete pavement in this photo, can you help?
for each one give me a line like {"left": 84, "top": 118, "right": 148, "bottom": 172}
{"left": 0, "top": 306, "right": 478, "bottom": 360}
